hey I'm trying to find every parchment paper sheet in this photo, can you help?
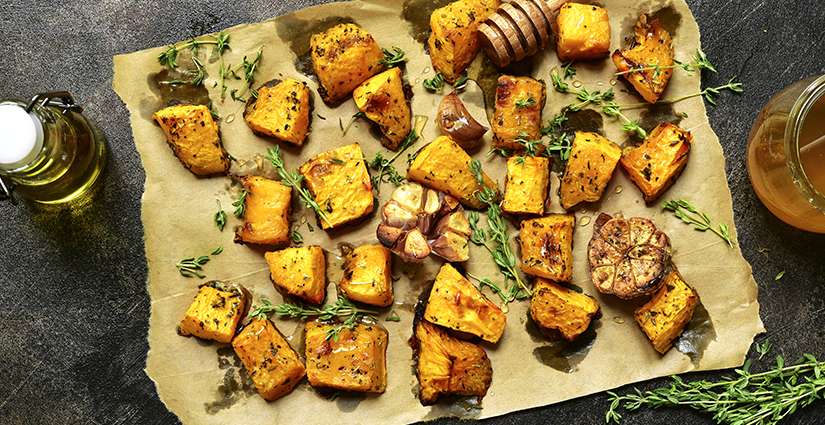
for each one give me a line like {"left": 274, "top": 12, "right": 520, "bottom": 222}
{"left": 113, "top": 0, "right": 764, "bottom": 423}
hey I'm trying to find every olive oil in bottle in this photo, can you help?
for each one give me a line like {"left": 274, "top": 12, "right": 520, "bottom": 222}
{"left": 0, "top": 93, "right": 105, "bottom": 203}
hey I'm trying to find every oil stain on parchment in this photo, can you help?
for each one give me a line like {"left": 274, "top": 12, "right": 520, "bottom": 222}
{"left": 204, "top": 347, "right": 257, "bottom": 414}
{"left": 674, "top": 297, "right": 717, "bottom": 367}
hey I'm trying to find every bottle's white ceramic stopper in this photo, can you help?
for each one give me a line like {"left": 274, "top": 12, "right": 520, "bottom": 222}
{"left": 0, "top": 102, "right": 43, "bottom": 170}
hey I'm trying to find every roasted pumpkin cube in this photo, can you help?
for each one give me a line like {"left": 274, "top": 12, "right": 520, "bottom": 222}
{"left": 152, "top": 104, "right": 230, "bottom": 176}
{"left": 339, "top": 244, "right": 394, "bottom": 307}
{"left": 559, "top": 131, "right": 622, "bottom": 210}
{"left": 353, "top": 67, "right": 411, "bottom": 150}
{"left": 634, "top": 268, "right": 697, "bottom": 354}
{"left": 232, "top": 317, "right": 306, "bottom": 401}
{"left": 612, "top": 15, "right": 675, "bottom": 103}
{"left": 620, "top": 122, "right": 692, "bottom": 203}
{"left": 407, "top": 135, "right": 498, "bottom": 209}
{"left": 310, "top": 23, "right": 385, "bottom": 104}
{"left": 233, "top": 175, "right": 292, "bottom": 246}
{"left": 412, "top": 319, "right": 492, "bottom": 405}
{"left": 556, "top": 3, "right": 611, "bottom": 62}
{"left": 299, "top": 143, "right": 374, "bottom": 230}
{"left": 428, "top": 0, "right": 500, "bottom": 84}
{"left": 530, "top": 278, "right": 601, "bottom": 341}
{"left": 305, "top": 318, "right": 388, "bottom": 393}
{"left": 520, "top": 214, "right": 575, "bottom": 283}
{"left": 491, "top": 75, "right": 546, "bottom": 151}
{"left": 178, "top": 281, "right": 250, "bottom": 343}
{"left": 244, "top": 78, "right": 311, "bottom": 146}
{"left": 424, "top": 263, "right": 506, "bottom": 343}
{"left": 502, "top": 155, "right": 551, "bottom": 215}
{"left": 264, "top": 246, "right": 326, "bottom": 305}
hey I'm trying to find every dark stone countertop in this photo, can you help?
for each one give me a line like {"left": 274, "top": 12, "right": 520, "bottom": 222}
{"left": 1, "top": 1, "right": 824, "bottom": 424}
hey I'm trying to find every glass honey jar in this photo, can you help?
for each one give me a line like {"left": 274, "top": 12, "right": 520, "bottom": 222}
{"left": 0, "top": 92, "right": 106, "bottom": 204}
{"left": 747, "top": 75, "right": 825, "bottom": 233}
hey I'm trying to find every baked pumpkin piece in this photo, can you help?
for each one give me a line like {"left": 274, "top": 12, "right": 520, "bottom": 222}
{"left": 424, "top": 263, "right": 506, "bottom": 344}
{"left": 520, "top": 214, "right": 575, "bottom": 283}
{"left": 411, "top": 318, "right": 492, "bottom": 405}
{"left": 310, "top": 23, "right": 385, "bottom": 104}
{"left": 152, "top": 103, "right": 230, "bottom": 176}
{"left": 376, "top": 182, "right": 471, "bottom": 263}
{"left": 587, "top": 213, "right": 671, "bottom": 299}
{"left": 264, "top": 246, "right": 326, "bottom": 305}
{"left": 634, "top": 267, "right": 697, "bottom": 354}
{"left": 299, "top": 143, "right": 374, "bottom": 230}
{"left": 612, "top": 14, "right": 675, "bottom": 103}
{"left": 232, "top": 317, "right": 306, "bottom": 401}
{"left": 491, "top": 75, "right": 546, "bottom": 152}
{"left": 428, "top": 0, "right": 500, "bottom": 84}
{"left": 233, "top": 174, "right": 292, "bottom": 246}
{"left": 559, "top": 131, "right": 622, "bottom": 210}
{"left": 178, "top": 281, "right": 250, "bottom": 343}
{"left": 339, "top": 244, "right": 394, "bottom": 307}
{"left": 353, "top": 67, "right": 411, "bottom": 150}
{"left": 620, "top": 122, "right": 693, "bottom": 203}
{"left": 407, "top": 135, "right": 498, "bottom": 210}
{"left": 502, "top": 155, "right": 551, "bottom": 215}
{"left": 530, "top": 278, "right": 601, "bottom": 341}
{"left": 305, "top": 318, "right": 388, "bottom": 393}
{"left": 244, "top": 78, "right": 311, "bottom": 146}
{"left": 556, "top": 3, "right": 611, "bottom": 62}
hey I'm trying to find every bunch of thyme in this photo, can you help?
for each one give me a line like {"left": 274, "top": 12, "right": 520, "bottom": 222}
{"left": 364, "top": 130, "right": 419, "bottom": 191}
{"left": 264, "top": 146, "right": 332, "bottom": 228}
{"left": 606, "top": 354, "right": 825, "bottom": 424}
{"left": 467, "top": 159, "right": 531, "bottom": 305}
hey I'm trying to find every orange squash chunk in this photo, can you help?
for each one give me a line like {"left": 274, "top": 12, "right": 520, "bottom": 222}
{"left": 310, "top": 23, "right": 385, "bottom": 104}
{"left": 233, "top": 175, "right": 292, "bottom": 246}
{"left": 244, "top": 78, "right": 311, "bottom": 146}
{"left": 491, "top": 75, "right": 546, "bottom": 152}
{"left": 520, "top": 214, "right": 575, "bottom": 283}
{"left": 620, "top": 122, "right": 692, "bottom": 203}
{"left": 428, "top": 0, "right": 500, "bottom": 83}
{"left": 530, "top": 278, "right": 601, "bottom": 341}
{"left": 232, "top": 318, "right": 306, "bottom": 401}
{"left": 612, "top": 15, "right": 675, "bottom": 103}
{"left": 152, "top": 104, "right": 230, "bottom": 176}
{"left": 178, "top": 281, "right": 250, "bottom": 343}
{"left": 353, "top": 67, "right": 411, "bottom": 150}
{"left": 502, "top": 156, "right": 552, "bottom": 215}
{"left": 559, "top": 131, "right": 622, "bottom": 210}
{"left": 634, "top": 267, "right": 697, "bottom": 354}
{"left": 339, "top": 244, "right": 394, "bottom": 307}
{"left": 305, "top": 318, "right": 388, "bottom": 393}
{"left": 556, "top": 3, "right": 611, "bottom": 62}
{"left": 264, "top": 246, "right": 326, "bottom": 305}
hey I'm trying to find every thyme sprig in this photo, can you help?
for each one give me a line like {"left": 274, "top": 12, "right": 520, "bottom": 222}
{"left": 157, "top": 30, "right": 230, "bottom": 69}
{"left": 364, "top": 130, "right": 419, "bottom": 191}
{"left": 467, "top": 160, "right": 531, "bottom": 305}
{"left": 541, "top": 114, "right": 572, "bottom": 160}
{"left": 226, "top": 50, "right": 262, "bottom": 102}
{"left": 606, "top": 354, "right": 825, "bottom": 425}
{"left": 561, "top": 60, "right": 577, "bottom": 79}
{"left": 264, "top": 146, "right": 332, "bottom": 227}
{"left": 552, "top": 75, "right": 646, "bottom": 138}
{"left": 214, "top": 199, "right": 226, "bottom": 230}
{"left": 613, "top": 48, "right": 717, "bottom": 78}
{"left": 662, "top": 199, "right": 733, "bottom": 247}
{"left": 515, "top": 96, "right": 537, "bottom": 109}
{"left": 176, "top": 250, "right": 217, "bottom": 278}
{"left": 423, "top": 72, "right": 445, "bottom": 92}
{"left": 253, "top": 297, "right": 378, "bottom": 342}
{"left": 378, "top": 46, "right": 406, "bottom": 69}
{"left": 232, "top": 188, "right": 253, "bottom": 217}
{"left": 605, "top": 77, "right": 744, "bottom": 109}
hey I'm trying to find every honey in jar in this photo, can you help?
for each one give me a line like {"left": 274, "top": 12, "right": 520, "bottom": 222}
{"left": 747, "top": 75, "right": 825, "bottom": 232}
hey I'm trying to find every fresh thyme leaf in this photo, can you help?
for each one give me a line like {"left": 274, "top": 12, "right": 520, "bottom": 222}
{"left": 378, "top": 46, "right": 405, "bottom": 68}
{"left": 232, "top": 188, "right": 253, "bottom": 217}
{"left": 775, "top": 270, "right": 786, "bottom": 281}
{"left": 211, "top": 246, "right": 223, "bottom": 255}
{"left": 343, "top": 111, "right": 367, "bottom": 134}
{"left": 423, "top": 72, "right": 445, "bottom": 92}
{"left": 292, "top": 229, "right": 304, "bottom": 244}
{"left": 551, "top": 73, "right": 569, "bottom": 93}
{"left": 662, "top": 199, "right": 733, "bottom": 247}
{"left": 214, "top": 199, "right": 226, "bottom": 231}
{"left": 249, "top": 299, "right": 275, "bottom": 321}
{"left": 176, "top": 254, "right": 210, "bottom": 278}
{"left": 264, "top": 146, "right": 332, "bottom": 227}
{"left": 561, "top": 60, "right": 577, "bottom": 79}
{"left": 190, "top": 57, "right": 205, "bottom": 85}
{"left": 454, "top": 76, "right": 469, "bottom": 90}
{"left": 515, "top": 96, "right": 537, "bottom": 109}
{"left": 385, "top": 312, "right": 401, "bottom": 322}
{"left": 365, "top": 130, "right": 419, "bottom": 191}
{"left": 317, "top": 114, "right": 326, "bottom": 120}
{"left": 756, "top": 339, "right": 772, "bottom": 360}
{"left": 330, "top": 158, "right": 345, "bottom": 165}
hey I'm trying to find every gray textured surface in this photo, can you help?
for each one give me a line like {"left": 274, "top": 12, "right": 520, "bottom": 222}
{"left": 1, "top": 0, "right": 824, "bottom": 424}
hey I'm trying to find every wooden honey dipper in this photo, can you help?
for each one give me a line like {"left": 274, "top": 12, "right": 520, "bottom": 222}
{"left": 478, "top": 0, "right": 568, "bottom": 68}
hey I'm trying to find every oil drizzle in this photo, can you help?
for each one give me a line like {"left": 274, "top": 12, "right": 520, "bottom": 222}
{"left": 403, "top": 0, "right": 453, "bottom": 46}
{"left": 152, "top": 68, "right": 211, "bottom": 108}
{"left": 673, "top": 297, "right": 717, "bottom": 367}
{"left": 526, "top": 317, "right": 599, "bottom": 373}
{"left": 273, "top": 14, "right": 354, "bottom": 78}
{"left": 204, "top": 347, "right": 257, "bottom": 414}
